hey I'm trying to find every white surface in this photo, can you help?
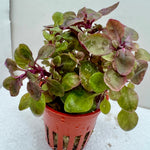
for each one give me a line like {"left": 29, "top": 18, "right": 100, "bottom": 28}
{"left": 0, "top": 0, "right": 12, "bottom": 87}
{"left": 0, "top": 85, "right": 150, "bottom": 150}
{"left": 10, "top": 0, "right": 150, "bottom": 108}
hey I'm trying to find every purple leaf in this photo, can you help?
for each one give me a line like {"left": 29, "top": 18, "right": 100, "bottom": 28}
{"left": 114, "top": 49, "right": 135, "bottom": 76}
{"left": 26, "top": 71, "right": 38, "bottom": 82}
{"left": 27, "top": 81, "right": 41, "bottom": 101}
{"left": 78, "top": 32, "right": 111, "bottom": 56}
{"left": 104, "top": 69, "right": 127, "bottom": 91}
{"left": 37, "top": 44, "right": 55, "bottom": 59}
{"left": 77, "top": 7, "right": 102, "bottom": 22}
{"left": 99, "top": 2, "right": 119, "bottom": 16}
{"left": 62, "top": 11, "right": 77, "bottom": 27}
{"left": 3, "top": 76, "right": 22, "bottom": 96}
{"left": 131, "top": 60, "right": 148, "bottom": 84}
{"left": 74, "top": 51, "right": 85, "bottom": 61}
{"left": 124, "top": 26, "right": 139, "bottom": 41}
{"left": 106, "top": 19, "right": 125, "bottom": 42}
{"left": 5, "top": 58, "right": 18, "bottom": 75}
{"left": 65, "top": 18, "right": 84, "bottom": 27}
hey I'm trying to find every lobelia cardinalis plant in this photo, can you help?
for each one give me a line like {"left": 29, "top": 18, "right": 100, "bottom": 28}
{"left": 3, "top": 2, "right": 150, "bottom": 131}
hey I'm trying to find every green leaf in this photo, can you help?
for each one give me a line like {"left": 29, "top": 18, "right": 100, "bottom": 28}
{"left": 43, "top": 91, "right": 54, "bottom": 103}
{"left": 60, "top": 54, "right": 76, "bottom": 72}
{"left": 3, "top": 76, "right": 12, "bottom": 90}
{"left": 50, "top": 27, "right": 62, "bottom": 33}
{"left": 27, "top": 81, "right": 41, "bottom": 101}
{"left": 19, "top": 93, "right": 31, "bottom": 110}
{"left": 117, "top": 110, "right": 138, "bottom": 131}
{"left": 14, "top": 44, "right": 34, "bottom": 68}
{"left": 64, "top": 88, "right": 95, "bottom": 113}
{"left": 78, "top": 32, "right": 111, "bottom": 56}
{"left": 102, "top": 61, "right": 112, "bottom": 72}
{"left": 61, "top": 92, "right": 70, "bottom": 104}
{"left": 118, "top": 86, "right": 138, "bottom": 112}
{"left": 89, "top": 72, "right": 108, "bottom": 93}
{"left": 100, "top": 98, "right": 111, "bottom": 114}
{"left": 52, "top": 70, "right": 62, "bottom": 81}
{"left": 126, "top": 69, "right": 135, "bottom": 79}
{"left": 112, "top": 40, "right": 119, "bottom": 49}
{"left": 43, "top": 30, "right": 54, "bottom": 41}
{"left": 5, "top": 58, "right": 18, "bottom": 74}
{"left": 30, "top": 93, "right": 46, "bottom": 116}
{"left": 104, "top": 69, "right": 126, "bottom": 91}
{"left": 3, "top": 76, "right": 21, "bottom": 96}
{"left": 46, "top": 78, "right": 64, "bottom": 97}
{"left": 99, "top": 2, "right": 119, "bottom": 16}
{"left": 87, "top": 101, "right": 97, "bottom": 113}
{"left": 18, "top": 44, "right": 33, "bottom": 60}
{"left": 55, "top": 35, "right": 62, "bottom": 41}
{"left": 114, "top": 49, "right": 135, "bottom": 76}
{"left": 62, "top": 72, "right": 80, "bottom": 91}
{"left": 52, "top": 12, "right": 64, "bottom": 26}
{"left": 127, "top": 82, "right": 135, "bottom": 89}
{"left": 37, "top": 44, "right": 55, "bottom": 59}
{"left": 56, "top": 41, "right": 69, "bottom": 52}
{"left": 26, "top": 71, "right": 38, "bottom": 82}
{"left": 135, "top": 48, "right": 150, "bottom": 61}
{"left": 109, "top": 89, "right": 121, "bottom": 101}
{"left": 80, "top": 61, "right": 97, "bottom": 91}
{"left": 131, "top": 60, "right": 148, "bottom": 84}
{"left": 41, "top": 83, "right": 48, "bottom": 91}
{"left": 124, "top": 26, "right": 139, "bottom": 41}
{"left": 106, "top": 19, "right": 124, "bottom": 41}
{"left": 102, "top": 52, "right": 114, "bottom": 61}
{"left": 41, "top": 60, "right": 50, "bottom": 66}
{"left": 52, "top": 41, "right": 69, "bottom": 57}
{"left": 52, "top": 56, "right": 61, "bottom": 66}
{"left": 69, "top": 26, "right": 82, "bottom": 33}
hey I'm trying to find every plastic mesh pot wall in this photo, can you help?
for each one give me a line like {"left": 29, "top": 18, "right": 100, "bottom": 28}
{"left": 43, "top": 105, "right": 100, "bottom": 150}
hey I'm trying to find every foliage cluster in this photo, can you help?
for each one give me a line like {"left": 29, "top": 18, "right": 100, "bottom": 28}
{"left": 3, "top": 2, "right": 150, "bottom": 131}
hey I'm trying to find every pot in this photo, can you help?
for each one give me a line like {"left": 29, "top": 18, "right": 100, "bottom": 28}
{"left": 43, "top": 105, "right": 100, "bottom": 150}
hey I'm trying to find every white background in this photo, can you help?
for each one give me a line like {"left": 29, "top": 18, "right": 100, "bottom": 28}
{"left": 1, "top": 0, "right": 150, "bottom": 108}
{"left": 0, "top": 0, "right": 12, "bottom": 88}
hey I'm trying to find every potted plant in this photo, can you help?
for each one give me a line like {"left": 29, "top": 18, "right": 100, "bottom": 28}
{"left": 3, "top": 2, "right": 150, "bottom": 150}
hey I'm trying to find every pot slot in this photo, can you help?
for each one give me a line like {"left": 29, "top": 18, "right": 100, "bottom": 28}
{"left": 63, "top": 136, "right": 70, "bottom": 150}
{"left": 73, "top": 136, "right": 81, "bottom": 150}
{"left": 46, "top": 125, "right": 50, "bottom": 145}
{"left": 53, "top": 131, "right": 58, "bottom": 149}
{"left": 81, "top": 131, "right": 90, "bottom": 149}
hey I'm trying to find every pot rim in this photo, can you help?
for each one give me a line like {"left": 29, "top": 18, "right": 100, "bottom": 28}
{"left": 45, "top": 105, "right": 100, "bottom": 118}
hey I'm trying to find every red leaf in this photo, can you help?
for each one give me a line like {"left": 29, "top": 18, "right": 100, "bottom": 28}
{"left": 99, "top": 2, "right": 119, "bottom": 16}
{"left": 106, "top": 19, "right": 125, "bottom": 42}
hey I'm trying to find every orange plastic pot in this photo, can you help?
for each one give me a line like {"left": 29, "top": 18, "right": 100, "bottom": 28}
{"left": 43, "top": 105, "right": 100, "bottom": 150}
